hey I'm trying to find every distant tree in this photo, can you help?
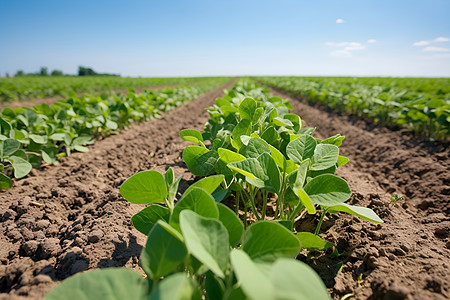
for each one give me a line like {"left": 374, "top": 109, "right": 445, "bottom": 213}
{"left": 78, "top": 66, "right": 96, "bottom": 76}
{"left": 51, "top": 69, "right": 64, "bottom": 76}
{"left": 39, "top": 67, "right": 48, "bottom": 76}
{"left": 15, "top": 70, "right": 25, "bottom": 76}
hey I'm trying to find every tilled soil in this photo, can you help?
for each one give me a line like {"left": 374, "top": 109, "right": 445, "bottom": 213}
{"left": 0, "top": 82, "right": 449, "bottom": 300}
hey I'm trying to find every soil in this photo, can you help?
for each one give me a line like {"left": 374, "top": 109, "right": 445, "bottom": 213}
{"left": 1, "top": 81, "right": 449, "bottom": 300}
{"left": 1, "top": 84, "right": 178, "bottom": 110}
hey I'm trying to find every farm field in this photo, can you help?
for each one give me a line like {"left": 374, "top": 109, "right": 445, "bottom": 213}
{"left": 0, "top": 76, "right": 218, "bottom": 105}
{"left": 0, "top": 78, "right": 449, "bottom": 299}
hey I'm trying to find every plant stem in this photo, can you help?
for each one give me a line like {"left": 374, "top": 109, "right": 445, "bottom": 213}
{"left": 261, "top": 190, "right": 268, "bottom": 219}
{"left": 314, "top": 209, "right": 328, "bottom": 235}
{"left": 235, "top": 191, "right": 240, "bottom": 215}
{"left": 243, "top": 186, "right": 260, "bottom": 220}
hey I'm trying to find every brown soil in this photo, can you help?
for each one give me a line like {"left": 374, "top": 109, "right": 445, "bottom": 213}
{"left": 1, "top": 84, "right": 178, "bottom": 110}
{"left": 1, "top": 81, "right": 449, "bottom": 300}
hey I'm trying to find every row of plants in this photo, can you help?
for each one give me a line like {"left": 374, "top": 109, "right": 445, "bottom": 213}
{"left": 0, "top": 78, "right": 231, "bottom": 189}
{"left": 257, "top": 76, "right": 450, "bottom": 141}
{"left": 0, "top": 76, "right": 219, "bottom": 103}
{"left": 44, "top": 79, "right": 383, "bottom": 299}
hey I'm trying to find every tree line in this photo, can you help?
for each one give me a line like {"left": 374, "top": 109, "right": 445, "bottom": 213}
{"left": 11, "top": 66, "right": 119, "bottom": 77}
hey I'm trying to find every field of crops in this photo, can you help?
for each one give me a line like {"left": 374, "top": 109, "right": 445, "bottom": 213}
{"left": 0, "top": 76, "right": 218, "bottom": 103}
{"left": 259, "top": 77, "right": 450, "bottom": 141}
{"left": 0, "top": 77, "right": 448, "bottom": 300}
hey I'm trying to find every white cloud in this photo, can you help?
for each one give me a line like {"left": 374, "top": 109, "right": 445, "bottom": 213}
{"left": 336, "top": 18, "right": 345, "bottom": 24}
{"left": 434, "top": 37, "right": 449, "bottom": 42}
{"left": 325, "top": 41, "right": 365, "bottom": 57}
{"left": 367, "top": 39, "right": 376, "bottom": 43}
{"left": 413, "top": 40, "right": 430, "bottom": 46}
{"left": 423, "top": 46, "right": 450, "bottom": 52}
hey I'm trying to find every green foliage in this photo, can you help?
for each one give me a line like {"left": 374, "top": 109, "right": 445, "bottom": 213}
{"left": 258, "top": 76, "right": 450, "bottom": 141}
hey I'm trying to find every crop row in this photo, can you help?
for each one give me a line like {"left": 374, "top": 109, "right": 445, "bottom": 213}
{"left": 0, "top": 78, "right": 231, "bottom": 189}
{"left": 258, "top": 76, "right": 450, "bottom": 141}
{"left": 0, "top": 76, "right": 224, "bottom": 103}
{"left": 44, "top": 79, "right": 383, "bottom": 299}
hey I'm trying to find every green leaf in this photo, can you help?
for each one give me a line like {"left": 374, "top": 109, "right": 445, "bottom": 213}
{"left": 44, "top": 268, "right": 149, "bottom": 300}
{"left": 217, "top": 203, "right": 244, "bottom": 247}
{"left": 0, "top": 173, "right": 12, "bottom": 189}
{"left": 141, "top": 221, "right": 188, "bottom": 279}
{"left": 296, "top": 232, "right": 335, "bottom": 251}
{"left": 261, "top": 126, "right": 279, "bottom": 145}
{"left": 132, "top": 205, "right": 170, "bottom": 235}
{"left": 170, "top": 187, "right": 219, "bottom": 231}
{"left": 239, "top": 97, "right": 257, "bottom": 120}
{"left": 105, "top": 120, "right": 118, "bottom": 130}
{"left": 150, "top": 273, "right": 201, "bottom": 300}
{"left": 293, "top": 188, "right": 316, "bottom": 215}
{"left": 120, "top": 170, "right": 168, "bottom": 204}
{"left": 180, "top": 211, "right": 229, "bottom": 278}
{"left": 29, "top": 134, "right": 47, "bottom": 144}
{"left": 182, "top": 146, "right": 218, "bottom": 177}
{"left": 9, "top": 156, "right": 32, "bottom": 179}
{"left": 327, "top": 203, "right": 384, "bottom": 223}
{"left": 311, "top": 144, "right": 339, "bottom": 171}
{"left": 230, "top": 249, "right": 275, "bottom": 300}
{"left": 270, "top": 258, "right": 331, "bottom": 300}
{"left": 337, "top": 155, "right": 350, "bottom": 167}
{"left": 304, "top": 174, "right": 351, "bottom": 206}
{"left": 183, "top": 175, "right": 225, "bottom": 196}
{"left": 218, "top": 148, "right": 246, "bottom": 164}
{"left": 204, "top": 271, "right": 224, "bottom": 300}
{"left": 245, "top": 137, "right": 270, "bottom": 158}
{"left": 232, "top": 119, "right": 251, "bottom": 149}
{"left": 41, "top": 148, "right": 58, "bottom": 164}
{"left": 2, "top": 138, "right": 20, "bottom": 157}
{"left": 321, "top": 134, "right": 345, "bottom": 147}
{"left": 286, "top": 135, "right": 317, "bottom": 164}
{"left": 242, "top": 221, "right": 301, "bottom": 262}
{"left": 180, "top": 129, "right": 204, "bottom": 145}
{"left": 228, "top": 153, "right": 281, "bottom": 194}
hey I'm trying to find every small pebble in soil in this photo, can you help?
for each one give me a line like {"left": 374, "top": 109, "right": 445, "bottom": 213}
{"left": 88, "top": 230, "right": 103, "bottom": 243}
{"left": 22, "top": 240, "right": 39, "bottom": 256}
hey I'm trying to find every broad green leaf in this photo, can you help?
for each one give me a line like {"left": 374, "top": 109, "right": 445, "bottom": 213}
{"left": 132, "top": 205, "right": 170, "bottom": 235}
{"left": 270, "top": 258, "right": 331, "bottom": 300}
{"left": 9, "top": 156, "right": 32, "bottom": 179}
{"left": 242, "top": 221, "right": 301, "bottom": 262}
{"left": 327, "top": 203, "right": 384, "bottom": 223}
{"left": 105, "top": 120, "right": 118, "bottom": 130}
{"left": 223, "top": 287, "right": 246, "bottom": 300}
{"left": 141, "top": 221, "right": 188, "bottom": 280}
{"left": 321, "top": 134, "right": 345, "bottom": 147}
{"left": 268, "top": 144, "right": 297, "bottom": 174}
{"left": 120, "top": 170, "right": 168, "bottom": 204}
{"left": 29, "top": 134, "right": 47, "bottom": 144}
{"left": 180, "top": 129, "right": 204, "bottom": 145}
{"left": 283, "top": 114, "right": 301, "bottom": 131}
{"left": 150, "top": 273, "right": 201, "bottom": 300}
{"left": 217, "top": 203, "right": 244, "bottom": 247}
{"left": 44, "top": 268, "right": 149, "bottom": 300}
{"left": 228, "top": 153, "right": 281, "bottom": 193}
{"left": 180, "top": 211, "right": 229, "bottom": 278}
{"left": 41, "top": 148, "right": 58, "bottom": 164}
{"left": 232, "top": 119, "right": 251, "bottom": 149}
{"left": 261, "top": 126, "right": 279, "bottom": 145}
{"left": 296, "top": 232, "right": 335, "bottom": 251}
{"left": 286, "top": 135, "right": 317, "bottom": 164}
{"left": 212, "top": 188, "right": 229, "bottom": 203}
{"left": 311, "top": 144, "right": 339, "bottom": 171}
{"left": 293, "top": 188, "right": 316, "bottom": 215}
{"left": 218, "top": 148, "right": 246, "bottom": 164}
{"left": 165, "top": 167, "right": 175, "bottom": 185}
{"left": 170, "top": 187, "right": 219, "bottom": 231}
{"left": 2, "top": 138, "right": 20, "bottom": 157}
{"left": 182, "top": 146, "right": 218, "bottom": 177}
{"left": 0, "top": 173, "right": 12, "bottom": 189}
{"left": 288, "top": 160, "right": 309, "bottom": 189}
{"left": 245, "top": 137, "right": 270, "bottom": 158}
{"left": 183, "top": 175, "right": 225, "bottom": 196}
{"left": 304, "top": 174, "right": 351, "bottom": 206}
{"left": 238, "top": 97, "right": 257, "bottom": 120}
{"left": 204, "top": 271, "right": 224, "bottom": 300}
{"left": 230, "top": 249, "right": 275, "bottom": 300}
{"left": 273, "top": 117, "right": 294, "bottom": 127}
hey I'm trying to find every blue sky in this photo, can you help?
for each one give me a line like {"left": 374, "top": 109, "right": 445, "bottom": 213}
{"left": 1, "top": 0, "right": 449, "bottom": 77}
